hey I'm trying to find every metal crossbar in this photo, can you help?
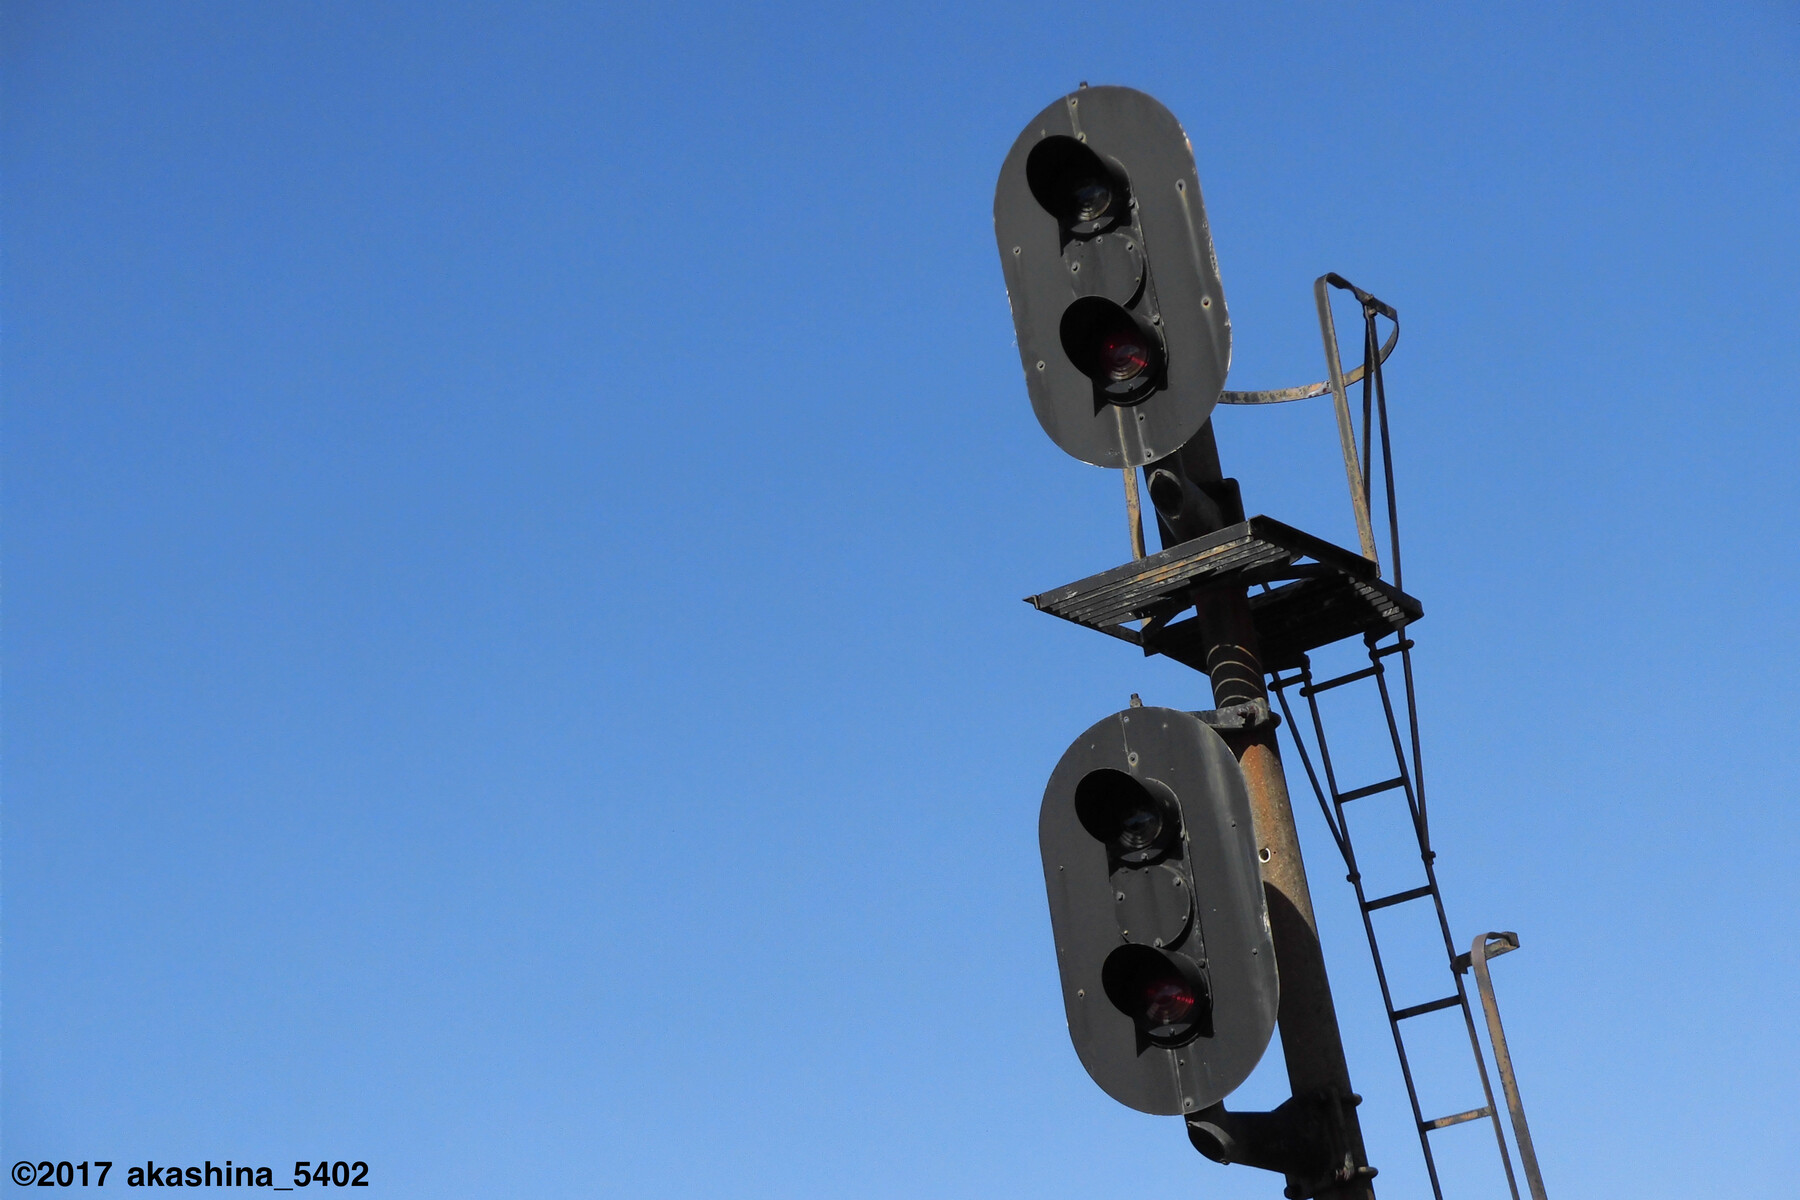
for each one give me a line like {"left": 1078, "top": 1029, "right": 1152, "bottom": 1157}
{"left": 1364, "top": 885, "right": 1435, "bottom": 912}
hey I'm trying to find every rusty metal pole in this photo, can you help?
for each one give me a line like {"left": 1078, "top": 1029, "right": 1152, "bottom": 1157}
{"left": 1195, "top": 589, "right": 1375, "bottom": 1199}
{"left": 1176, "top": 426, "right": 1376, "bottom": 1200}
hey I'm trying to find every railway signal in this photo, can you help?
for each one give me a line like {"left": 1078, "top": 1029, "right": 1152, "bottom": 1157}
{"left": 1040, "top": 706, "right": 1277, "bottom": 1115}
{"left": 993, "top": 85, "right": 1232, "bottom": 469}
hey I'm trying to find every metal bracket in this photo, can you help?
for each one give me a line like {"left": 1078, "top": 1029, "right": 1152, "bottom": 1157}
{"left": 1455, "top": 932, "right": 1550, "bottom": 1200}
{"left": 1195, "top": 698, "right": 1280, "bottom": 733}
{"left": 1451, "top": 929, "right": 1516, "bottom": 975}
{"left": 1187, "top": 1090, "right": 1377, "bottom": 1200}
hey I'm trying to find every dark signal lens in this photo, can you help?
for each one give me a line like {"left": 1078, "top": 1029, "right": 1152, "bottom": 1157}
{"left": 1071, "top": 180, "right": 1113, "bottom": 223}
{"left": 1025, "top": 137, "right": 1127, "bottom": 232}
{"left": 1117, "top": 804, "right": 1162, "bottom": 851}
{"left": 1074, "top": 769, "right": 1177, "bottom": 860}
{"left": 1098, "top": 331, "right": 1150, "bottom": 382}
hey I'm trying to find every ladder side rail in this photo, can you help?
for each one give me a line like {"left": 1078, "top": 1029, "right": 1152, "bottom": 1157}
{"left": 1329, "top": 278, "right": 1404, "bottom": 593}
{"left": 1289, "top": 664, "right": 1448, "bottom": 1200}
{"left": 1368, "top": 632, "right": 1429, "bottom": 846}
{"left": 1359, "top": 291, "right": 1424, "bottom": 835}
{"left": 1421, "top": 854, "right": 1522, "bottom": 1200}
{"left": 1314, "top": 275, "right": 1381, "bottom": 566}
{"left": 1368, "top": 642, "right": 1522, "bottom": 1200}
{"left": 1349, "top": 865, "right": 1446, "bottom": 1200}
{"left": 1300, "top": 668, "right": 1352, "bottom": 811}
{"left": 1369, "top": 654, "right": 1431, "bottom": 856}
{"left": 1397, "top": 641, "right": 1428, "bottom": 841}
{"left": 1267, "top": 662, "right": 1351, "bottom": 866}
{"left": 1360, "top": 314, "right": 1376, "bottom": 521}
{"left": 1369, "top": 307, "right": 1404, "bottom": 593}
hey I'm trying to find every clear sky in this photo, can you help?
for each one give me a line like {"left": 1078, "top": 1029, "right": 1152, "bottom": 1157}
{"left": 4, "top": 3, "right": 1796, "bottom": 1197}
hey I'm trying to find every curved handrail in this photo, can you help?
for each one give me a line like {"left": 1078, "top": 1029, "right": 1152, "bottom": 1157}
{"left": 1217, "top": 319, "right": 1399, "bottom": 405}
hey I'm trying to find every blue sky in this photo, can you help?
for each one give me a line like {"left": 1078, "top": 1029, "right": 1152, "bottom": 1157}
{"left": 4, "top": 3, "right": 1796, "bottom": 1197}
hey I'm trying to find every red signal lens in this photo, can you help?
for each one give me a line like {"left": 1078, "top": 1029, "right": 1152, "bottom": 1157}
{"left": 1060, "top": 297, "right": 1162, "bottom": 402}
{"left": 1143, "top": 979, "right": 1196, "bottom": 1026}
{"left": 1102, "top": 944, "right": 1213, "bottom": 1044}
{"left": 1099, "top": 331, "right": 1150, "bottom": 382}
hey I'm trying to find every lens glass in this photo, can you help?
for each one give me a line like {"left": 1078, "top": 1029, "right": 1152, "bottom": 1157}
{"left": 1117, "top": 805, "right": 1162, "bottom": 851}
{"left": 1143, "top": 979, "right": 1196, "bottom": 1027}
{"left": 1071, "top": 180, "right": 1112, "bottom": 223}
{"left": 1099, "top": 331, "right": 1150, "bottom": 382}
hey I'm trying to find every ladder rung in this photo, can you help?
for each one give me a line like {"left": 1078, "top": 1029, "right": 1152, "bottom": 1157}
{"left": 1370, "top": 639, "right": 1416, "bottom": 659}
{"left": 1337, "top": 776, "right": 1406, "bottom": 803}
{"left": 1269, "top": 672, "right": 1307, "bottom": 691}
{"left": 1363, "top": 884, "right": 1434, "bottom": 912}
{"left": 1299, "top": 665, "right": 1379, "bottom": 696}
{"left": 1422, "top": 1106, "right": 1490, "bottom": 1132}
{"left": 1392, "top": 995, "right": 1461, "bottom": 1021}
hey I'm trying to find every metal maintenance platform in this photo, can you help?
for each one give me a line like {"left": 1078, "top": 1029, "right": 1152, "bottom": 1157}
{"left": 1025, "top": 515, "right": 1422, "bottom": 672}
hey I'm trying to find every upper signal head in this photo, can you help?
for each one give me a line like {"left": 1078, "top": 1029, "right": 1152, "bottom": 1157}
{"left": 994, "top": 87, "right": 1231, "bottom": 468}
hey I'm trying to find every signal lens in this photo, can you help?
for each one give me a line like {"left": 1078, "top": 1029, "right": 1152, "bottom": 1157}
{"left": 1099, "top": 331, "right": 1151, "bottom": 382}
{"left": 1060, "top": 297, "right": 1162, "bottom": 402}
{"left": 1025, "top": 137, "right": 1127, "bottom": 232}
{"left": 1102, "top": 944, "right": 1213, "bottom": 1045}
{"left": 1074, "top": 769, "right": 1177, "bottom": 860}
{"left": 1072, "top": 180, "right": 1113, "bottom": 223}
{"left": 1117, "top": 804, "right": 1163, "bottom": 851}
{"left": 1143, "top": 979, "right": 1197, "bottom": 1027}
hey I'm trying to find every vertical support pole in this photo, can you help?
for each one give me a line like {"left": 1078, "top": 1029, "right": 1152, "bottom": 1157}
{"left": 1175, "top": 425, "right": 1376, "bottom": 1200}
{"left": 1314, "top": 276, "right": 1379, "bottom": 567}
{"left": 1470, "top": 934, "right": 1550, "bottom": 1200}
{"left": 1123, "top": 467, "right": 1147, "bottom": 561}
{"left": 1196, "top": 591, "right": 1375, "bottom": 1200}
